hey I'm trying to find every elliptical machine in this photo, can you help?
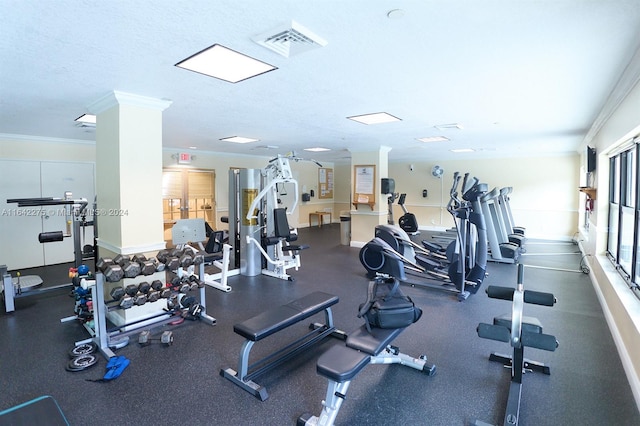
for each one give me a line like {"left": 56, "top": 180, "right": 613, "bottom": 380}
{"left": 397, "top": 194, "right": 419, "bottom": 235}
{"left": 360, "top": 173, "right": 488, "bottom": 301}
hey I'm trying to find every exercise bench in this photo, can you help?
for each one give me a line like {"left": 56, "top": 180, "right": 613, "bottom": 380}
{"left": 298, "top": 324, "right": 436, "bottom": 426}
{"left": 474, "top": 264, "right": 558, "bottom": 426}
{"left": 221, "top": 291, "right": 346, "bottom": 401}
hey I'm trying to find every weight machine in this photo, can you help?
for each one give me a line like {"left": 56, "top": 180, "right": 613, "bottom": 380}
{"left": 229, "top": 154, "right": 314, "bottom": 281}
{"left": 1, "top": 193, "right": 93, "bottom": 313}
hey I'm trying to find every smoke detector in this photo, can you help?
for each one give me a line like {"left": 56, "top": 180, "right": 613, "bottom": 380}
{"left": 253, "top": 20, "right": 327, "bottom": 58}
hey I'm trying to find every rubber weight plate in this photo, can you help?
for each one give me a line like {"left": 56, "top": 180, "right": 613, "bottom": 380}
{"left": 69, "top": 342, "right": 98, "bottom": 358}
{"left": 66, "top": 354, "right": 98, "bottom": 372}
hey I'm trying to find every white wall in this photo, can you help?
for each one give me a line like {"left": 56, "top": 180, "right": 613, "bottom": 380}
{"left": 388, "top": 154, "right": 580, "bottom": 239}
{"left": 580, "top": 78, "right": 640, "bottom": 408}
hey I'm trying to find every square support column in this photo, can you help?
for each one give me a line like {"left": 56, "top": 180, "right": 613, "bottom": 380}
{"left": 88, "top": 91, "right": 172, "bottom": 255}
{"left": 349, "top": 146, "right": 392, "bottom": 247}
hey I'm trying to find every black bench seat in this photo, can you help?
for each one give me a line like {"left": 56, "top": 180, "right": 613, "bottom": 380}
{"left": 299, "top": 324, "right": 436, "bottom": 426}
{"left": 221, "top": 291, "right": 345, "bottom": 401}
{"left": 234, "top": 291, "right": 338, "bottom": 341}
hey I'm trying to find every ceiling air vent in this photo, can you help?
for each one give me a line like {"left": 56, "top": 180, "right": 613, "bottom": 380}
{"left": 253, "top": 20, "right": 327, "bottom": 58}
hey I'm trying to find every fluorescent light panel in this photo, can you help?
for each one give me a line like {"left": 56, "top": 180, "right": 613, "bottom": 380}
{"left": 220, "top": 136, "right": 259, "bottom": 143}
{"left": 75, "top": 114, "right": 96, "bottom": 124}
{"left": 304, "top": 147, "right": 330, "bottom": 152}
{"left": 450, "top": 148, "right": 474, "bottom": 153}
{"left": 417, "top": 136, "right": 449, "bottom": 143}
{"left": 347, "top": 112, "right": 401, "bottom": 125}
{"left": 435, "top": 123, "right": 464, "bottom": 130}
{"left": 176, "top": 44, "right": 277, "bottom": 83}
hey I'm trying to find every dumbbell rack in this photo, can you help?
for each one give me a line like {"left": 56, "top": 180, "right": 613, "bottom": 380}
{"left": 75, "top": 264, "right": 215, "bottom": 360}
{"left": 104, "top": 270, "right": 168, "bottom": 329}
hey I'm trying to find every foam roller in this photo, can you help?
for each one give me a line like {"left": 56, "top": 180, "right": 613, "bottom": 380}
{"left": 486, "top": 285, "right": 515, "bottom": 301}
{"left": 38, "top": 231, "right": 64, "bottom": 243}
{"left": 524, "top": 290, "right": 556, "bottom": 307}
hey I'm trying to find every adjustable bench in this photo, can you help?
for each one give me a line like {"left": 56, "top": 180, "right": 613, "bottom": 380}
{"left": 221, "top": 291, "right": 346, "bottom": 401}
{"left": 298, "top": 325, "right": 436, "bottom": 426}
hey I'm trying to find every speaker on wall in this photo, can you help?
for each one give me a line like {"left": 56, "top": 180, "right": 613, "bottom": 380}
{"left": 381, "top": 178, "right": 395, "bottom": 194}
{"left": 587, "top": 146, "right": 596, "bottom": 172}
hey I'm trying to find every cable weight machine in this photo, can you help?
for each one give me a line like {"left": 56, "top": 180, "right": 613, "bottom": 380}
{"left": 1, "top": 193, "right": 93, "bottom": 313}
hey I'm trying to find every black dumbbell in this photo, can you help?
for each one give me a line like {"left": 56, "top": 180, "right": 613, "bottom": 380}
{"left": 184, "top": 303, "right": 203, "bottom": 320}
{"left": 179, "top": 253, "right": 193, "bottom": 268}
{"left": 150, "top": 280, "right": 163, "bottom": 291}
{"left": 156, "top": 250, "right": 169, "bottom": 263}
{"left": 133, "top": 293, "right": 147, "bottom": 306}
{"left": 165, "top": 257, "right": 180, "bottom": 271}
{"left": 147, "top": 290, "right": 160, "bottom": 302}
{"left": 180, "top": 295, "right": 196, "bottom": 309}
{"left": 160, "top": 288, "right": 171, "bottom": 298}
{"left": 124, "top": 284, "right": 138, "bottom": 297}
{"left": 138, "top": 282, "right": 151, "bottom": 294}
{"left": 96, "top": 257, "right": 114, "bottom": 272}
{"left": 122, "top": 261, "right": 141, "bottom": 278}
{"left": 119, "top": 296, "right": 134, "bottom": 309}
{"left": 139, "top": 259, "right": 156, "bottom": 275}
{"left": 110, "top": 286, "right": 125, "bottom": 301}
{"left": 187, "top": 275, "right": 204, "bottom": 289}
{"left": 113, "top": 254, "right": 130, "bottom": 266}
{"left": 132, "top": 253, "right": 147, "bottom": 263}
{"left": 192, "top": 251, "right": 205, "bottom": 265}
{"left": 104, "top": 264, "right": 124, "bottom": 282}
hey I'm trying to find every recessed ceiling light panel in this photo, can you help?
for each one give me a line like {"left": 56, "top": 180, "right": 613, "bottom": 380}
{"left": 450, "top": 148, "right": 474, "bottom": 153}
{"left": 75, "top": 114, "right": 96, "bottom": 124}
{"left": 417, "top": 136, "right": 449, "bottom": 143}
{"left": 176, "top": 44, "right": 277, "bottom": 83}
{"left": 347, "top": 112, "right": 401, "bottom": 125}
{"left": 220, "top": 136, "right": 259, "bottom": 144}
{"left": 304, "top": 147, "right": 331, "bottom": 152}
{"left": 435, "top": 123, "right": 464, "bottom": 130}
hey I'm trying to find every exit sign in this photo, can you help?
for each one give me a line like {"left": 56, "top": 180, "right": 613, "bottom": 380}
{"left": 178, "top": 152, "right": 191, "bottom": 164}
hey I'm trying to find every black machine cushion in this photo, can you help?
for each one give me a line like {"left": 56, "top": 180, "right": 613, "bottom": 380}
{"left": 273, "top": 207, "right": 293, "bottom": 241}
{"left": 346, "top": 324, "right": 405, "bottom": 356}
{"left": 233, "top": 291, "right": 338, "bottom": 341}
{"left": 316, "top": 344, "right": 370, "bottom": 382}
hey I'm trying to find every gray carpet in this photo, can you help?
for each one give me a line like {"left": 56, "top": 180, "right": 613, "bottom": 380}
{"left": 0, "top": 225, "right": 638, "bottom": 425}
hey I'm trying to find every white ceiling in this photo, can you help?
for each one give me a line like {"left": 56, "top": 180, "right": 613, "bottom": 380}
{"left": 2, "top": 1, "right": 640, "bottom": 163}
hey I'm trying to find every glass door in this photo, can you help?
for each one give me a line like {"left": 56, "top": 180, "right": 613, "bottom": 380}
{"left": 162, "top": 169, "right": 216, "bottom": 243}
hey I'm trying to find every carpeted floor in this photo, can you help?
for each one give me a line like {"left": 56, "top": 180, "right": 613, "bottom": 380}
{"left": 0, "top": 224, "right": 638, "bottom": 425}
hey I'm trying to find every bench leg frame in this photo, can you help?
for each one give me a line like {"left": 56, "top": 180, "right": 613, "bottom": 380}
{"left": 300, "top": 346, "right": 436, "bottom": 426}
{"left": 298, "top": 380, "right": 351, "bottom": 426}
{"left": 221, "top": 307, "right": 343, "bottom": 401}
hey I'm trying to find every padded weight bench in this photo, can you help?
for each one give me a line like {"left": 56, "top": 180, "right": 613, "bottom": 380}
{"left": 298, "top": 325, "right": 436, "bottom": 426}
{"left": 0, "top": 395, "right": 69, "bottom": 426}
{"left": 221, "top": 291, "right": 346, "bottom": 401}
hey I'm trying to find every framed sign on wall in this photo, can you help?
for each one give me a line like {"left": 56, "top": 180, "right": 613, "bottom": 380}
{"left": 318, "top": 167, "right": 333, "bottom": 199}
{"left": 353, "top": 165, "right": 376, "bottom": 209}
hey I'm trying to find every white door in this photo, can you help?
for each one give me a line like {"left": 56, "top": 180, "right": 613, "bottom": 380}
{"left": 0, "top": 160, "right": 45, "bottom": 269}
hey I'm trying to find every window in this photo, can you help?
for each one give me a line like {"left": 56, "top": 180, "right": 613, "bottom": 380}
{"left": 607, "top": 142, "right": 640, "bottom": 297}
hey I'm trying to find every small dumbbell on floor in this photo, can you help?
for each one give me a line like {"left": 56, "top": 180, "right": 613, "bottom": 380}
{"left": 138, "top": 330, "right": 174, "bottom": 346}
